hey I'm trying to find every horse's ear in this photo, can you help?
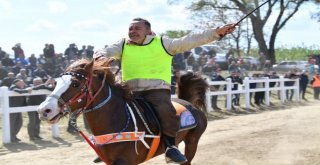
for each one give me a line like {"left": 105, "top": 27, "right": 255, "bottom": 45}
{"left": 84, "top": 60, "right": 94, "bottom": 71}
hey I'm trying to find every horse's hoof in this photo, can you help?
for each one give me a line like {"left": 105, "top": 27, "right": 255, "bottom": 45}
{"left": 93, "top": 157, "right": 102, "bottom": 163}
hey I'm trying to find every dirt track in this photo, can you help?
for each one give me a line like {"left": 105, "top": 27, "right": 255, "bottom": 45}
{"left": 1, "top": 101, "right": 320, "bottom": 165}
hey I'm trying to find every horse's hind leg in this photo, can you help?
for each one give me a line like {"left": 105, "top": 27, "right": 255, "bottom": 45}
{"left": 182, "top": 136, "right": 201, "bottom": 165}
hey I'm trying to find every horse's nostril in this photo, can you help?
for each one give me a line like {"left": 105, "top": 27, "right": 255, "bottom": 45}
{"left": 44, "top": 109, "right": 51, "bottom": 117}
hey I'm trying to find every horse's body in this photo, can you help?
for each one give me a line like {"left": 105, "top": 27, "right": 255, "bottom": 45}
{"left": 37, "top": 58, "right": 208, "bottom": 165}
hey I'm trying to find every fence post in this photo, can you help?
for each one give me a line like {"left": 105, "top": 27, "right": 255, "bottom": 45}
{"left": 279, "top": 76, "right": 286, "bottom": 103}
{"left": 264, "top": 77, "right": 270, "bottom": 106}
{"left": 244, "top": 77, "right": 250, "bottom": 109}
{"left": 206, "top": 80, "right": 213, "bottom": 112}
{"left": 1, "top": 86, "right": 11, "bottom": 143}
{"left": 294, "top": 78, "right": 300, "bottom": 101}
{"left": 226, "top": 78, "right": 232, "bottom": 110}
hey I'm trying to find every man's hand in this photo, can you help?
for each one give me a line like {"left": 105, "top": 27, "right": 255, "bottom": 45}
{"left": 93, "top": 50, "right": 107, "bottom": 60}
{"left": 216, "top": 24, "right": 236, "bottom": 39}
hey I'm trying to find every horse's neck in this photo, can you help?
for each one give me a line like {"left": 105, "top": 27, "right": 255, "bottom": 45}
{"left": 85, "top": 86, "right": 129, "bottom": 135}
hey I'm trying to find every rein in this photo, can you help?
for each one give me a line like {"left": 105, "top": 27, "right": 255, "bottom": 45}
{"left": 49, "top": 69, "right": 111, "bottom": 165}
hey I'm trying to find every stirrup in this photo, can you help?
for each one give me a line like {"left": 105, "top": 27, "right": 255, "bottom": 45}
{"left": 165, "top": 146, "right": 188, "bottom": 164}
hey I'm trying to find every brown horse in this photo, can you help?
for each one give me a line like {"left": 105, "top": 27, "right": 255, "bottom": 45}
{"left": 37, "top": 58, "right": 208, "bottom": 165}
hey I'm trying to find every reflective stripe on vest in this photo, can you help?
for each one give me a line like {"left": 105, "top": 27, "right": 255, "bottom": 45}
{"left": 122, "top": 37, "right": 172, "bottom": 84}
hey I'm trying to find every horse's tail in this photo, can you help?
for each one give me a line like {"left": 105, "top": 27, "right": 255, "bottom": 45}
{"left": 177, "top": 71, "right": 209, "bottom": 114}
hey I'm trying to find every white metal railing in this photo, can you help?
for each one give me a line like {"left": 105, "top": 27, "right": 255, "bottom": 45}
{"left": 0, "top": 76, "right": 299, "bottom": 143}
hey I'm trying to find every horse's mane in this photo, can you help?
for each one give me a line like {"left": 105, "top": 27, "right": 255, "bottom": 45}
{"left": 66, "top": 58, "right": 132, "bottom": 100}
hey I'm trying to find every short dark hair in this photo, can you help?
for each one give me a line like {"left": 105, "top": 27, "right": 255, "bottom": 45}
{"left": 132, "top": 17, "right": 151, "bottom": 29}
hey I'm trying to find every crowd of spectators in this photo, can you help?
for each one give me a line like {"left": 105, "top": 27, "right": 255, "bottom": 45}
{"left": 172, "top": 48, "right": 314, "bottom": 111}
{"left": 0, "top": 43, "right": 94, "bottom": 142}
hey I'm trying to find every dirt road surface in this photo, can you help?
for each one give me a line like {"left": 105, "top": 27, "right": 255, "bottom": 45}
{"left": 1, "top": 102, "right": 320, "bottom": 165}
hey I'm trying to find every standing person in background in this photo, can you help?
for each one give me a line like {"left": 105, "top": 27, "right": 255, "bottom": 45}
{"left": 258, "top": 51, "right": 266, "bottom": 71}
{"left": 225, "top": 71, "right": 242, "bottom": 109}
{"left": 64, "top": 43, "right": 79, "bottom": 60}
{"left": 86, "top": 45, "right": 95, "bottom": 59}
{"left": 9, "top": 79, "right": 32, "bottom": 142}
{"left": 0, "top": 47, "right": 6, "bottom": 60}
{"left": 284, "top": 71, "right": 298, "bottom": 101}
{"left": 27, "top": 77, "right": 55, "bottom": 141}
{"left": 171, "top": 70, "right": 180, "bottom": 94}
{"left": 93, "top": 17, "right": 235, "bottom": 163}
{"left": 210, "top": 68, "right": 225, "bottom": 110}
{"left": 299, "top": 70, "right": 309, "bottom": 100}
{"left": 12, "top": 43, "right": 25, "bottom": 59}
{"left": 311, "top": 73, "right": 320, "bottom": 100}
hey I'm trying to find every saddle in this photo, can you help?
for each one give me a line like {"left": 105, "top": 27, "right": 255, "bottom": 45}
{"left": 131, "top": 97, "right": 198, "bottom": 134}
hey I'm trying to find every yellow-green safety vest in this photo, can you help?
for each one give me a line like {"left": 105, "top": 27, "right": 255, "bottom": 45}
{"left": 122, "top": 36, "right": 172, "bottom": 84}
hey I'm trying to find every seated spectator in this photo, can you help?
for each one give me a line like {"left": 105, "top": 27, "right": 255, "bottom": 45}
{"left": 1, "top": 54, "right": 15, "bottom": 67}
{"left": 0, "top": 72, "right": 16, "bottom": 87}
{"left": 28, "top": 54, "right": 38, "bottom": 68}
{"left": 16, "top": 68, "right": 32, "bottom": 84}
{"left": 0, "top": 63, "right": 8, "bottom": 81}
{"left": 11, "top": 61, "right": 23, "bottom": 75}
{"left": 33, "top": 64, "right": 50, "bottom": 80}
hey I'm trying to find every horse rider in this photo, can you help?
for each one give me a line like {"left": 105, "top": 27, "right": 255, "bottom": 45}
{"left": 94, "top": 17, "right": 236, "bottom": 163}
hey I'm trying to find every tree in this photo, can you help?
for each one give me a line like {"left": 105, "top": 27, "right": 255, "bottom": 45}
{"left": 177, "top": 0, "right": 308, "bottom": 64}
{"left": 312, "top": 0, "right": 320, "bottom": 22}
{"left": 161, "top": 30, "right": 191, "bottom": 38}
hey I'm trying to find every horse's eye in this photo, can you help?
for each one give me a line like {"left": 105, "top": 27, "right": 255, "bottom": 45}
{"left": 72, "top": 81, "right": 80, "bottom": 88}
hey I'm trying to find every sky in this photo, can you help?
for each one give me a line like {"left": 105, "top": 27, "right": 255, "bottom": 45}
{"left": 0, "top": 0, "right": 319, "bottom": 57}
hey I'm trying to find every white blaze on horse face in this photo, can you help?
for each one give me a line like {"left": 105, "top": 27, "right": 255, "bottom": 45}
{"left": 37, "top": 75, "right": 73, "bottom": 121}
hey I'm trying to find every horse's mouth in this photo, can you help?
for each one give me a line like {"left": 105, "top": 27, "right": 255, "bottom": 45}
{"left": 48, "top": 112, "right": 63, "bottom": 124}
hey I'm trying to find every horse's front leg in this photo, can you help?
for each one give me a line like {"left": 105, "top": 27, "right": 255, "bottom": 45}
{"left": 111, "top": 159, "right": 135, "bottom": 165}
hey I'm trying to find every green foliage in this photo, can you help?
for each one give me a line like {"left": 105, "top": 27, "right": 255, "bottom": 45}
{"left": 250, "top": 45, "right": 320, "bottom": 62}
{"left": 161, "top": 30, "right": 191, "bottom": 38}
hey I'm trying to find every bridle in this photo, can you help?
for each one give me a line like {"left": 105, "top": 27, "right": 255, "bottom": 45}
{"left": 48, "top": 68, "right": 108, "bottom": 118}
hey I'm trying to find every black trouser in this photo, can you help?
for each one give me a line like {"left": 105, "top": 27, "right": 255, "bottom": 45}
{"left": 254, "top": 92, "right": 264, "bottom": 105}
{"left": 300, "top": 85, "right": 307, "bottom": 99}
{"left": 286, "top": 89, "right": 294, "bottom": 101}
{"left": 133, "top": 89, "right": 179, "bottom": 137}
{"left": 27, "top": 111, "right": 41, "bottom": 138}
{"left": 10, "top": 113, "right": 22, "bottom": 140}
{"left": 314, "top": 87, "right": 320, "bottom": 99}
{"left": 211, "top": 95, "right": 218, "bottom": 108}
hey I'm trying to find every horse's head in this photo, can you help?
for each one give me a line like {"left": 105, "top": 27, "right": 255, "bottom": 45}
{"left": 37, "top": 58, "right": 117, "bottom": 124}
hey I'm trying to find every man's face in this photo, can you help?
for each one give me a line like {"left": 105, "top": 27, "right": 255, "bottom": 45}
{"left": 128, "top": 21, "right": 151, "bottom": 44}
{"left": 16, "top": 80, "right": 25, "bottom": 88}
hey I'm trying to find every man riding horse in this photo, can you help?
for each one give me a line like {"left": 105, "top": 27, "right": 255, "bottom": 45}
{"left": 94, "top": 17, "right": 235, "bottom": 163}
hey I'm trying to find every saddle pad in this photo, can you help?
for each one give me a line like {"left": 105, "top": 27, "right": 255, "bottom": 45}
{"left": 179, "top": 109, "right": 197, "bottom": 131}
